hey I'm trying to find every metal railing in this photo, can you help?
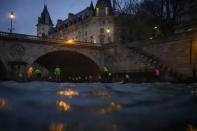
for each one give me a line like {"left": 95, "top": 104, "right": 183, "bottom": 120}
{"left": 0, "top": 32, "right": 113, "bottom": 48}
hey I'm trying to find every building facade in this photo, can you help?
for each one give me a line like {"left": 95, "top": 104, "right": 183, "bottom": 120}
{"left": 37, "top": 0, "right": 118, "bottom": 44}
{"left": 37, "top": 5, "right": 53, "bottom": 37}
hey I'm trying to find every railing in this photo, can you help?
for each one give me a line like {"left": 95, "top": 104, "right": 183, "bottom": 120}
{"left": 0, "top": 32, "right": 114, "bottom": 48}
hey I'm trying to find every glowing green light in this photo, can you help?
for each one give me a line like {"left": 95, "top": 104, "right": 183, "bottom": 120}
{"left": 48, "top": 76, "right": 52, "bottom": 80}
{"left": 54, "top": 67, "right": 61, "bottom": 76}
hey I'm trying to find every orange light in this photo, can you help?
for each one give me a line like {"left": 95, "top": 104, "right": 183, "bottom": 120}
{"left": 99, "top": 102, "right": 122, "bottom": 114}
{"left": 57, "top": 101, "right": 71, "bottom": 112}
{"left": 49, "top": 122, "right": 64, "bottom": 131}
{"left": 66, "top": 39, "right": 74, "bottom": 44}
{"left": 27, "top": 67, "right": 33, "bottom": 78}
{"left": 57, "top": 89, "right": 79, "bottom": 98}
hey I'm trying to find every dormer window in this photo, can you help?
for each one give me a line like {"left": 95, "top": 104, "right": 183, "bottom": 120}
{"left": 99, "top": 8, "right": 105, "bottom": 17}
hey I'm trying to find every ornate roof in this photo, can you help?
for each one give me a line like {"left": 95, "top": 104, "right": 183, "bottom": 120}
{"left": 37, "top": 5, "right": 53, "bottom": 26}
{"left": 96, "top": 0, "right": 113, "bottom": 9}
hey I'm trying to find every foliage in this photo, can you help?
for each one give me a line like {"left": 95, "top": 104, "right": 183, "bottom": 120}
{"left": 115, "top": 0, "right": 193, "bottom": 41}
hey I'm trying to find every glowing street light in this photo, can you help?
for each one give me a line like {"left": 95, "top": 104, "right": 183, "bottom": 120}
{"left": 65, "top": 39, "right": 74, "bottom": 44}
{"left": 154, "top": 26, "right": 158, "bottom": 29}
{"left": 8, "top": 11, "right": 15, "bottom": 33}
{"left": 106, "top": 28, "right": 111, "bottom": 33}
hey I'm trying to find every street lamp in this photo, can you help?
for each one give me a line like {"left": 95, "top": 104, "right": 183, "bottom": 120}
{"left": 8, "top": 11, "right": 15, "bottom": 33}
{"left": 106, "top": 28, "right": 111, "bottom": 43}
{"left": 66, "top": 39, "right": 74, "bottom": 44}
{"left": 154, "top": 26, "right": 158, "bottom": 29}
{"left": 106, "top": 28, "right": 111, "bottom": 33}
{"left": 153, "top": 26, "right": 159, "bottom": 38}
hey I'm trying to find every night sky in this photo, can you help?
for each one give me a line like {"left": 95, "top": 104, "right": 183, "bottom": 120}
{"left": 0, "top": 0, "right": 97, "bottom": 35}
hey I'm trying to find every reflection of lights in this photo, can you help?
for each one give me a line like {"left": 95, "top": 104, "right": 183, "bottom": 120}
{"left": 92, "top": 90, "right": 111, "bottom": 100}
{"left": 57, "top": 89, "right": 79, "bottom": 98}
{"left": 57, "top": 101, "right": 71, "bottom": 112}
{"left": 49, "top": 122, "right": 64, "bottom": 131}
{"left": 187, "top": 124, "right": 197, "bottom": 131}
{"left": 100, "top": 102, "right": 122, "bottom": 114}
{"left": 0, "top": 98, "right": 8, "bottom": 109}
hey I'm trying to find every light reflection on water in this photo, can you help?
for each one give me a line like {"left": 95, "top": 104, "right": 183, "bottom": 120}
{"left": 49, "top": 122, "right": 64, "bottom": 131}
{"left": 57, "top": 89, "right": 79, "bottom": 98}
{"left": 91, "top": 90, "right": 111, "bottom": 100}
{"left": 0, "top": 97, "right": 8, "bottom": 109}
{"left": 57, "top": 101, "right": 71, "bottom": 112}
{"left": 100, "top": 102, "right": 122, "bottom": 114}
{"left": 0, "top": 82, "right": 197, "bottom": 131}
{"left": 187, "top": 124, "right": 197, "bottom": 131}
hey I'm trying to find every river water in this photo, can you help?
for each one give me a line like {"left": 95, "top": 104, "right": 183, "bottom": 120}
{"left": 0, "top": 82, "right": 197, "bottom": 131}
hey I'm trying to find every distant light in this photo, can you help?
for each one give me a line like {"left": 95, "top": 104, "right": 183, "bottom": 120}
{"left": 66, "top": 39, "right": 74, "bottom": 44}
{"left": 106, "top": 29, "right": 111, "bottom": 33}
{"left": 9, "top": 12, "right": 15, "bottom": 19}
{"left": 154, "top": 26, "right": 158, "bottom": 29}
{"left": 149, "top": 37, "right": 153, "bottom": 40}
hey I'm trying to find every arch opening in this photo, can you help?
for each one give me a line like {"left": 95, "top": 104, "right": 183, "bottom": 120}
{"left": 32, "top": 51, "right": 101, "bottom": 82}
{"left": 0, "top": 60, "right": 7, "bottom": 81}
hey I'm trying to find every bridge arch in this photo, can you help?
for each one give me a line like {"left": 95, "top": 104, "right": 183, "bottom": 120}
{"left": 30, "top": 50, "right": 101, "bottom": 81}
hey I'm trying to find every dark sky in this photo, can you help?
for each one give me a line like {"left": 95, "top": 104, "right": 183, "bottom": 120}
{"left": 0, "top": 0, "right": 97, "bottom": 35}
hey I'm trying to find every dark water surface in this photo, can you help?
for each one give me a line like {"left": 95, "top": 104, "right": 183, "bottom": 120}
{"left": 0, "top": 82, "right": 197, "bottom": 131}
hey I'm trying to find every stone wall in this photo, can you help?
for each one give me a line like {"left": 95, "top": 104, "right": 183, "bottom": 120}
{"left": 128, "top": 32, "right": 197, "bottom": 77}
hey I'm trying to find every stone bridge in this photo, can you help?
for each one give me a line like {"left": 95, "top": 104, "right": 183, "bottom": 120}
{"left": 0, "top": 31, "right": 197, "bottom": 81}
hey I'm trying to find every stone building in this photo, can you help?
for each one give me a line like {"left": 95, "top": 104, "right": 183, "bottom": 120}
{"left": 36, "top": 5, "right": 53, "bottom": 37}
{"left": 37, "top": 0, "right": 118, "bottom": 44}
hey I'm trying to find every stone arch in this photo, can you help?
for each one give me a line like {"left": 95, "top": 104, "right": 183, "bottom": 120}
{"left": 26, "top": 47, "right": 103, "bottom": 71}
{"left": 30, "top": 50, "right": 101, "bottom": 81}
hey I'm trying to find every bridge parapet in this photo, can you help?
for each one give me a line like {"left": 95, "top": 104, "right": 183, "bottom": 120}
{"left": 0, "top": 32, "right": 111, "bottom": 48}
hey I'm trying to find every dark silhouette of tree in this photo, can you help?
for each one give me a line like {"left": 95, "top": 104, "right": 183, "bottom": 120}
{"left": 115, "top": 0, "right": 193, "bottom": 41}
